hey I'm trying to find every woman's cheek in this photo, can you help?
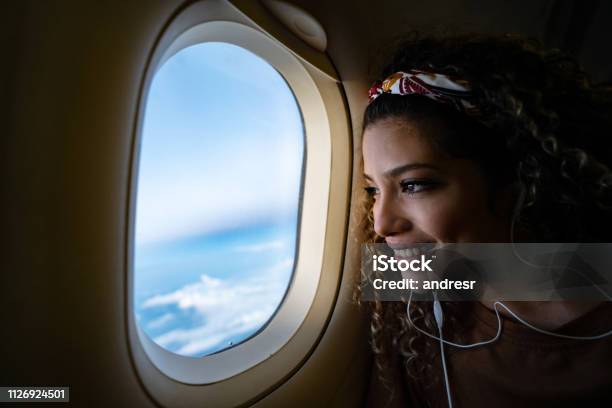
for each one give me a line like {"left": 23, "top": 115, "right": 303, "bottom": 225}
{"left": 414, "top": 189, "right": 483, "bottom": 243}
{"left": 407, "top": 197, "right": 459, "bottom": 242}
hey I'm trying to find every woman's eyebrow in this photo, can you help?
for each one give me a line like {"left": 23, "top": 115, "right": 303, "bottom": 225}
{"left": 364, "top": 162, "right": 440, "bottom": 181}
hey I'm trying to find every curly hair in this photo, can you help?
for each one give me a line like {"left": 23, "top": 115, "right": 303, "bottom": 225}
{"left": 355, "top": 32, "right": 612, "bottom": 395}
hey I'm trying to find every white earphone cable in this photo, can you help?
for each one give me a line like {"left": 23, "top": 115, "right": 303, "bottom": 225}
{"left": 433, "top": 294, "right": 454, "bottom": 408}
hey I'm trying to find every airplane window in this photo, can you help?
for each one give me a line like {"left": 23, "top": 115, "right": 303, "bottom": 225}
{"left": 134, "top": 42, "right": 304, "bottom": 358}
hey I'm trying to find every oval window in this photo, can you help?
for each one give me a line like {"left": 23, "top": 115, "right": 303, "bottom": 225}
{"left": 134, "top": 42, "right": 304, "bottom": 358}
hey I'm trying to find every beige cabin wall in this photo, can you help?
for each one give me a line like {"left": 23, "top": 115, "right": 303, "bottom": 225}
{"left": 2, "top": 1, "right": 184, "bottom": 406}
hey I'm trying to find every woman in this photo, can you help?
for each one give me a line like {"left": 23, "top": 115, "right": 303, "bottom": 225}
{"left": 358, "top": 34, "right": 612, "bottom": 407}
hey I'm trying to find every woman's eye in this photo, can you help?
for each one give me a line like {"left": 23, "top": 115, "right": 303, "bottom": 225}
{"left": 364, "top": 186, "right": 379, "bottom": 198}
{"left": 400, "top": 180, "right": 436, "bottom": 195}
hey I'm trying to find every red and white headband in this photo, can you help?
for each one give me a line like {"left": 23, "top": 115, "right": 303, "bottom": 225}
{"left": 368, "top": 70, "right": 479, "bottom": 116}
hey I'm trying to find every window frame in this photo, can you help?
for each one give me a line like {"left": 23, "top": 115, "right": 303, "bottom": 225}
{"left": 126, "top": 0, "right": 350, "bottom": 405}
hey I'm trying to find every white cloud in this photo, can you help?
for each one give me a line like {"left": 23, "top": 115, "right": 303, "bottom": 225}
{"left": 147, "top": 313, "right": 174, "bottom": 330}
{"left": 140, "top": 258, "right": 293, "bottom": 357}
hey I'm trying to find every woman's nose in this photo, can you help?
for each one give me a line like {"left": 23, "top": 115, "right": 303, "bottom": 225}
{"left": 373, "top": 193, "right": 411, "bottom": 237}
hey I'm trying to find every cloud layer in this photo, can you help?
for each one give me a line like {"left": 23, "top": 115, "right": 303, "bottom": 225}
{"left": 139, "top": 257, "right": 293, "bottom": 357}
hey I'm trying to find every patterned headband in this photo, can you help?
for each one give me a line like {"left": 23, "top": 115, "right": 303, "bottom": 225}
{"left": 367, "top": 70, "right": 480, "bottom": 116}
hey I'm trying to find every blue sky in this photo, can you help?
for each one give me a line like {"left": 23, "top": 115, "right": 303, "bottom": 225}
{"left": 136, "top": 42, "right": 303, "bottom": 245}
{"left": 134, "top": 42, "right": 303, "bottom": 357}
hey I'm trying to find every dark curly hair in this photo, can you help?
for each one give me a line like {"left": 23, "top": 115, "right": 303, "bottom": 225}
{"left": 355, "top": 32, "right": 612, "bottom": 397}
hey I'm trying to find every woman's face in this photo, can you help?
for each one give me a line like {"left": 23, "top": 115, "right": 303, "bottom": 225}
{"left": 362, "top": 117, "right": 512, "bottom": 248}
